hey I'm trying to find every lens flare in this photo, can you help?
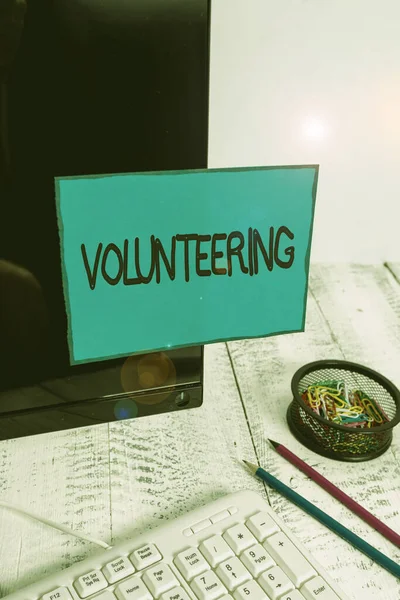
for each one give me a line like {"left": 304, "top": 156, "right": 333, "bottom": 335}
{"left": 113, "top": 398, "right": 139, "bottom": 420}
{"left": 121, "top": 352, "right": 177, "bottom": 405}
{"left": 301, "top": 117, "right": 328, "bottom": 140}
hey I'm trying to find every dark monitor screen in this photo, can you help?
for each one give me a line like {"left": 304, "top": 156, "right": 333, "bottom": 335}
{"left": 0, "top": 0, "right": 210, "bottom": 437}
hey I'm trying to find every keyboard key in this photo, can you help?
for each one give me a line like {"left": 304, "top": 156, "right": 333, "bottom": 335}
{"left": 223, "top": 524, "right": 256, "bottom": 554}
{"left": 233, "top": 580, "right": 269, "bottom": 600}
{"left": 191, "top": 570, "right": 227, "bottom": 600}
{"left": 74, "top": 570, "right": 108, "bottom": 598}
{"left": 103, "top": 556, "right": 135, "bottom": 584}
{"left": 174, "top": 548, "right": 210, "bottom": 580}
{"left": 160, "top": 586, "right": 192, "bottom": 600}
{"left": 263, "top": 532, "right": 316, "bottom": 587}
{"left": 258, "top": 566, "right": 295, "bottom": 600}
{"left": 142, "top": 563, "right": 178, "bottom": 598}
{"left": 279, "top": 592, "right": 306, "bottom": 600}
{"left": 200, "top": 535, "right": 234, "bottom": 567}
{"left": 301, "top": 577, "right": 340, "bottom": 600}
{"left": 246, "top": 513, "right": 279, "bottom": 542}
{"left": 210, "top": 510, "right": 230, "bottom": 524}
{"left": 115, "top": 577, "right": 152, "bottom": 600}
{"left": 130, "top": 544, "right": 162, "bottom": 570}
{"left": 42, "top": 587, "right": 73, "bottom": 600}
{"left": 216, "top": 558, "right": 251, "bottom": 592}
{"left": 240, "top": 544, "right": 274, "bottom": 577}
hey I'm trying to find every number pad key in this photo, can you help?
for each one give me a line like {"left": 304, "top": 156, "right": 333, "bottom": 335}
{"left": 223, "top": 525, "right": 256, "bottom": 554}
{"left": 200, "top": 535, "right": 234, "bottom": 568}
{"left": 245, "top": 513, "right": 279, "bottom": 542}
{"left": 233, "top": 580, "right": 269, "bottom": 600}
{"left": 174, "top": 548, "right": 210, "bottom": 580}
{"left": 258, "top": 566, "right": 295, "bottom": 600}
{"left": 191, "top": 570, "right": 227, "bottom": 600}
{"left": 264, "top": 532, "right": 316, "bottom": 588}
{"left": 216, "top": 558, "right": 251, "bottom": 592}
{"left": 143, "top": 563, "right": 178, "bottom": 598}
{"left": 74, "top": 570, "right": 108, "bottom": 598}
{"left": 240, "top": 544, "right": 274, "bottom": 577}
{"left": 301, "top": 577, "right": 340, "bottom": 599}
{"left": 280, "top": 592, "right": 307, "bottom": 600}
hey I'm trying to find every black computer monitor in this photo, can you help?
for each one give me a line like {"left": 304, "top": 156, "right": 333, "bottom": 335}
{"left": 0, "top": 0, "right": 210, "bottom": 439}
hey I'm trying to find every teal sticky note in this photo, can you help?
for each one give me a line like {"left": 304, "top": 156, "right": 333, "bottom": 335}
{"left": 55, "top": 166, "right": 318, "bottom": 365}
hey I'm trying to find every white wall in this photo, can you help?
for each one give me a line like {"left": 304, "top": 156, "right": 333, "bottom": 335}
{"left": 208, "top": 0, "right": 400, "bottom": 263}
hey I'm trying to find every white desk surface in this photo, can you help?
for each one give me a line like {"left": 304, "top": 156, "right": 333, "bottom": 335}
{"left": 0, "top": 264, "right": 399, "bottom": 599}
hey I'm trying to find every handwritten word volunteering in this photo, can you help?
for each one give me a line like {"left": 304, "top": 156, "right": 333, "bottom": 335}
{"left": 81, "top": 226, "right": 295, "bottom": 290}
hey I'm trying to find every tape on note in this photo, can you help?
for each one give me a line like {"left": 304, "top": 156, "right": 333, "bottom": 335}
{"left": 55, "top": 165, "right": 318, "bottom": 364}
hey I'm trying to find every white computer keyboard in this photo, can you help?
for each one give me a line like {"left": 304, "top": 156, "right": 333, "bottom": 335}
{"left": 3, "top": 490, "right": 350, "bottom": 600}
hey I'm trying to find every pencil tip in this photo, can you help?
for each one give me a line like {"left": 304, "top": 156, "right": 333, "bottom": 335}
{"left": 268, "top": 439, "right": 279, "bottom": 449}
{"left": 242, "top": 460, "right": 258, "bottom": 474}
